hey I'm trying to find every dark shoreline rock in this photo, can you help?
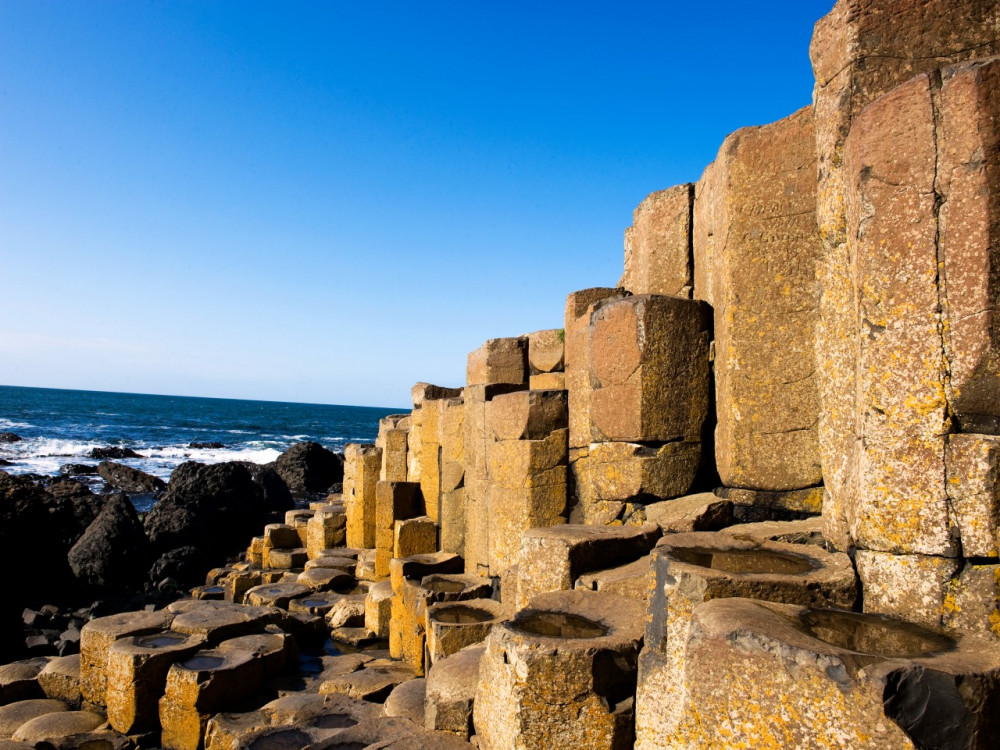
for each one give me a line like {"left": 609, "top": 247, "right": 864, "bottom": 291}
{"left": 97, "top": 461, "right": 166, "bottom": 494}
{"left": 271, "top": 441, "right": 344, "bottom": 496}
{"left": 87, "top": 446, "right": 143, "bottom": 460}
{"left": 0, "top": 432, "right": 22, "bottom": 443}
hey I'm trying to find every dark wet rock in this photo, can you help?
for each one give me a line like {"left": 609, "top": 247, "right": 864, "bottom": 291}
{"left": 271, "top": 442, "right": 345, "bottom": 496}
{"left": 68, "top": 493, "right": 151, "bottom": 589}
{"left": 46, "top": 480, "right": 108, "bottom": 532}
{"left": 144, "top": 462, "right": 269, "bottom": 581}
{"left": 148, "top": 546, "right": 206, "bottom": 586}
{"left": 0, "top": 459, "right": 12, "bottom": 467}
{"left": 87, "top": 446, "right": 143, "bottom": 460}
{"left": 0, "top": 432, "right": 22, "bottom": 443}
{"left": 96, "top": 461, "right": 166, "bottom": 494}
{"left": 242, "top": 462, "right": 294, "bottom": 516}
{"left": 189, "top": 441, "right": 225, "bottom": 449}
{"left": 59, "top": 463, "right": 99, "bottom": 476}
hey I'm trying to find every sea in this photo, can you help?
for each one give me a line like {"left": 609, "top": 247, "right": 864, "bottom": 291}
{"left": 0, "top": 385, "right": 404, "bottom": 508}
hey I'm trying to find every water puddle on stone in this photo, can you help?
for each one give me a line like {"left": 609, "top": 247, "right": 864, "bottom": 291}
{"left": 424, "top": 579, "right": 467, "bottom": 595}
{"left": 799, "top": 609, "right": 956, "bottom": 658}
{"left": 513, "top": 611, "right": 608, "bottom": 638}
{"left": 181, "top": 654, "right": 226, "bottom": 670}
{"left": 137, "top": 633, "right": 187, "bottom": 649}
{"left": 431, "top": 606, "right": 495, "bottom": 625}
{"left": 669, "top": 546, "right": 816, "bottom": 575}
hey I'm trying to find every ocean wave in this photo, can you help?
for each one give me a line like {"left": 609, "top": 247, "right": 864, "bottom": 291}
{"left": 0, "top": 419, "right": 33, "bottom": 430}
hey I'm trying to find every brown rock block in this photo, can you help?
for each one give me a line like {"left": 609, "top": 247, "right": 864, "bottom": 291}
{"left": 36, "top": 656, "right": 80, "bottom": 705}
{"left": 845, "top": 75, "right": 954, "bottom": 556}
{"left": 365, "top": 580, "right": 394, "bottom": 638}
{"left": 381, "top": 428, "right": 410, "bottom": 483}
{"left": 487, "top": 390, "right": 567, "bottom": 442}
{"left": 474, "top": 591, "right": 644, "bottom": 750}
{"left": 528, "top": 372, "right": 565, "bottom": 391}
{"left": 635, "top": 532, "right": 858, "bottom": 743}
{"left": 244, "top": 582, "right": 311, "bottom": 609}
{"left": 319, "top": 663, "right": 415, "bottom": 703}
{"left": 324, "top": 593, "right": 367, "bottom": 629}
{"left": 486, "top": 429, "right": 567, "bottom": 491}
{"left": 263, "top": 524, "right": 299, "bottom": 550}
{"left": 287, "top": 592, "right": 340, "bottom": 617}
{"left": 384, "top": 678, "right": 427, "bottom": 725}
{"left": 218, "top": 632, "right": 292, "bottom": 677}
{"left": 574, "top": 556, "right": 653, "bottom": 607}
{"left": 722, "top": 485, "right": 824, "bottom": 522}
{"left": 564, "top": 288, "right": 629, "bottom": 451}
{"left": 297, "top": 567, "right": 354, "bottom": 592}
{"left": 526, "top": 330, "right": 565, "bottom": 374}
{"left": 466, "top": 338, "right": 528, "bottom": 387}
{"left": 344, "top": 443, "right": 382, "bottom": 550}
{"left": 265, "top": 547, "right": 308, "bottom": 570}
{"left": 947, "top": 434, "right": 1000, "bottom": 558}
{"left": 620, "top": 185, "right": 694, "bottom": 298}
{"left": 390, "top": 553, "right": 465, "bottom": 597}
{"left": 375, "top": 481, "right": 423, "bottom": 579}
{"left": 225, "top": 571, "right": 262, "bottom": 605}
{"left": 695, "top": 107, "right": 822, "bottom": 490}
{"left": 425, "top": 645, "right": 484, "bottom": 739}
{"left": 590, "top": 294, "right": 710, "bottom": 445}
{"left": 306, "top": 505, "right": 348, "bottom": 558}
{"left": 661, "top": 597, "right": 1000, "bottom": 750}
{"left": 517, "top": 522, "right": 660, "bottom": 609}
{"left": 720, "top": 517, "right": 827, "bottom": 547}
{"left": 811, "top": 1, "right": 1000, "bottom": 550}
{"left": 412, "top": 383, "right": 464, "bottom": 409}
{"left": 426, "top": 600, "right": 504, "bottom": 666}
{"left": 407, "top": 407, "right": 423, "bottom": 485}
{"left": 79, "top": 610, "right": 174, "bottom": 706}
{"left": 10, "top": 710, "right": 103, "bottom": 744}
{"left": 944, "top": 563, "right": 1000, "bottom": 639}
{"left": 0, "top": 700, "right": 67, "bottom": 740}
{"left": 638, "top": 492, "right": 734, "bottom": 533}
{"left": 395, "top": 517, "right": 438, "bottom": 559}
{"left": 159, "top": 649, "right": 263, "bottom": 750}
{"left": 856, "top": 551, "right": 960, "bottom": 628}
{"left": 105, "top": 631, "right": 206, "bottom": 734}
{"left": 0, "top": 659, "right": 49, "bottom": 705}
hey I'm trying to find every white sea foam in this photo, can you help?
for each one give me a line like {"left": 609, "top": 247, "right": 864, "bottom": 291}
{"left": 0, "top": 419, "right": 33, "bottom": 430}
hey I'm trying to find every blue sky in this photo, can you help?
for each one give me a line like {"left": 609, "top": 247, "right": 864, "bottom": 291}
{"left": 1, "top": 1, "right": 832, "bottom": 408}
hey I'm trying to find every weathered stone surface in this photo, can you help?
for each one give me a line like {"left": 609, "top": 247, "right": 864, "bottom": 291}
{"left": 517, "top": 523, "right": 660, "bottom": 609}
{"left": 947, "top": 433, "right": 1000, "bottom": 558}
{"left": 264, "top": 547, "right": 308, "bottom": 570}
{"left": 425, "top": 599, "right": 503, "bottom": 666}
{"left": 856, "top": 550, "right": 960, "bottom": 628}
{"left": 589, "top": 294, "right": 711, "bottom": 444}
{"left": 721, "top": 485, "right": 824, "bottom": 522}
{"left": 564, "top": 288, "right": 629, "bottom": 451}
{"left": 306, "top": 505, "right": 347, "bottom": 558}
{"left": 218, "top": 632, "right": 292, "bottom": 677}
{"left": 845, "top": 75, "right": 954, "bottom": 557}
{"left": 79, "top": 610, "right": 174, "bottom": 706}
{"left": 664, "top": 597, "right": 1000, "bottom": 750}
{"left": 10, "top": 710, "right": 103, "bottom": 744}
{"left": 412, "top": 384, "right": 464, "bottom": 409}
{"left": 366, "top": 579, "right": 395, "bottom": 638}
{"left": 575, "top": 441, "right": 703, "bottom": 524}
{"left": 694, "top": 107, "right": 822, "bottom": 490}
{"left": 36, "top": 656, "right": 79, "bottom": 705}
{"left": 309, "top": 716, "right": 422, "bottom": 748}
{"left": 97, "top": 461, "right": 166, "bottom": 494}
{"left": 263, "top": 523, "right": 299, "bottom": 549}
{"left": 380, "top": 423, "right": 410, "bottom": 484}
{"left": 106, "top": 631, "right": 206, "bottom": 734}
{"left": 636, "top": 532, "right": 858, "bottom": 745}
{"left": 425, "top": 645, "right": 483, "bottom": 739}
{"left": 528, "top": 372, "right": 565, "bottom": 391}
{"left": 324, "top": 593, "right": 366, "bottom": 629}
{"left": 170, "top": 602, "right": 275, "bottom": 643}
{"left": 475, "top": 590, "right": 643, "bottom": 750}
{"left": 244, "top": 583, "right": 311, "bottom": 609}
{"left": 575, "top": 556, "right": 653, "bottom": 607}
{"left": 487, "top": 390, "right": 567, "bottom": 442}
{"left": 0, "top": 659, "right": 49, "bottom": 705}
{"left": 344, "top": 443, "right": 382, "bottom": 548}
{"left": 439, "top": 397, "right": 466, "bottom": 557}
{"left": 638, "top": 492, "right": 734, "bottom": 533}
{"left": 319, "top": 663, "right": 414, "bottom": 703}
{"left": 944, "top": 563, "right": 1000, "bottom": 639}
{"left": 395, "top": 517, "right": 438, "bottom": 559}
{"left": 0, "top": 700, "right": 67, "bottom": 740}
{"left": 526, "top": 329, "right": 565, "bottom": 375}
{"left": 466, "top": 338, "right": 528, "bottom": 387}
{"left": 272, "top": 441, "right": 344, "bottom": 496}
{"left": 159, "top": 648, "right": 262, "bottom": 750}
{"left": 720, "top": 516, "right": 827, "bottom": 547}
{"left": 384, "top": 678, "right": 427, "bottom": 725}
{"left": 375, "top": 481, "right": 423, "bottom": 580}
{"left": 620, "top": 185, "right": 694, "bottom": 298}
{"left": 811, "top": 0, "right": 1000, "bottom": 553}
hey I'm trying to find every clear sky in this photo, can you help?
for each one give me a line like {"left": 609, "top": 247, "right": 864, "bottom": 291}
{"left": 1, "top": 1, "right": 833, "bottom": 409}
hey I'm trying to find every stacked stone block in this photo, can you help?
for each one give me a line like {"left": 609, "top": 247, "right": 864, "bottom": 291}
{"left": 343, "top": 443, "right": 381, "bottom": 549}
{"left": 485, "top": 389, "right": 569, "bottom": 579}
{"left": 526, "top": 329, "right": 565, "bottom": 391}
{"left": 438, "top": 396, "right": 467, "bottom": 556}
{"left": 377, "top": 414, "right": 410, "bottom": 483}
{"left": 620, "top": 184, "right": 694, "bottom": 299}
{"left": 374, "top": 481, "right": 423, "bottom": 580}
{"left": 693, "top": 106, "right": 823, "bottom": 492}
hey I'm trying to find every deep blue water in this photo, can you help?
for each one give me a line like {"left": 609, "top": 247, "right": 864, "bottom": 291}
{"left": 0, "top": 384, "right": 403, "bottom": 485}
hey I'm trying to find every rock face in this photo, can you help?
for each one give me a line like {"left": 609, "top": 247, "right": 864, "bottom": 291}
{"left": 88, "top": 446, "right": 143, "bottom": 459}
{"left": 694, "top": 106, "right": 823, "bottom": 491}
{"left": 68, "top": 493, "right": 151, "bottom": 589}
{"left": 272, "top": 442, "right": 344, "bottom": 496}
{"left": 0, "top": 432, "right": 22, "bottom": 443}
{"left": 620, "top": 185, "right": 694, "bottom": 298}
{"left": 97, "top": 461, "right": 166, "bottom": 494}
{"left": 144, "top": 462, "right": 270, "bottom": 572}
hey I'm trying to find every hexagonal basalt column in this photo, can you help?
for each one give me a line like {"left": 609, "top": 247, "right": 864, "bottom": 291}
{"left": 475, "top": 590, "right": 644, "bottom": 750}
{"left": 675, "top": 597, "right": 1000, "bottom": 749}
{"left": 159, "top": 649, "right": 263, "bottom": 750}
{"left": 634, "top": 532, "right": 858, "bottom": 749}
{"left": 105, "top": 630, "right": 206, "bottom": 734}
{"left": 426, "top": 599, "right": 504, "bottom": 666}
